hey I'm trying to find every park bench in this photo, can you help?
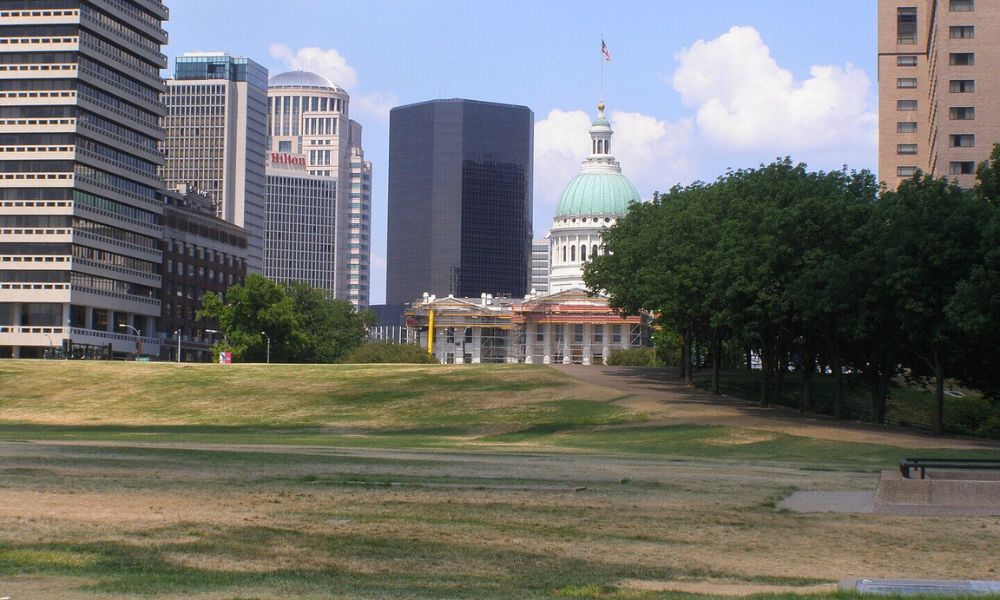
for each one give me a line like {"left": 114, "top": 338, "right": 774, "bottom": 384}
{"left": 899, "top": 457, "right": 1000, "bottom": 480}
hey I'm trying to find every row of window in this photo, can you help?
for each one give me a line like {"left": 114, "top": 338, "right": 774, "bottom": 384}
{"left": 896, "top": 135, "right": 975, "bottom": 155}
{"left": 897, "top": 2, "right": 974, "bottom": 44}
{"left": 897, "top": 162, "right": 976, "bottom": 178}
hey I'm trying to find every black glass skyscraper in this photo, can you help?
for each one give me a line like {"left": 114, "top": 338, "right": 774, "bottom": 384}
{"left": 386, "top": 99, "right": 533, "bottom": 304}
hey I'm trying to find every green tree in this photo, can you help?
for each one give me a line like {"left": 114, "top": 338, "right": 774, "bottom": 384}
{"left": 198, "top": 275, "right": 369, "bottom": 363}
{"left": 975, "top": 143, "right": 1000, "bottom": 204}
{"left": 286, "top": 282, "right": 372, "bottom": 363}
{"left": 872, "top": 173, "right": 988, "bottom": 433}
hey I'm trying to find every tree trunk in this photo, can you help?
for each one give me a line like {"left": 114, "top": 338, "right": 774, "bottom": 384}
{"left": 680, "top": 333, "right": 691, "bottom": 386}
{"left": 800, "top": 339, "right": 815, "bottom": 414}
{"left": 760, "top": 342, "right": 772, "bottom": 408}
{"left": 775, "top": 342, "right": 788, "bottom": 407}
{"left": 684, "top": 331, "right": 694, "bottom": 386}
{"left": 933, "top": 347, "right": 945, "bottom": 436}
{"left": 711, "top": 327, "right": 721, "bottom": 396}
{"left": 830, "top": 342, "right": 844, "bottom": 419}
{"left": 745, "top": 347, "right": 753, "bottom": 371}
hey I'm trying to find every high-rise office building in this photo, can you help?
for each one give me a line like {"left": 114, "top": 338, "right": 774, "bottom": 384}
{"left": 386, "top": 99, "right": 533, "bottom": 304}
{"left": 878, "top": 0, "right": 1000, "bottom": 189}
{"left": 264, "top": 152, "right": 338, "bottom": 291}
{"left": 266, "top": 71, "right": 371, "bottom": 307}
{"left": 531, "top": 239, "right": 550, "bottom": 295}
{"left": 161, "top": 52, "right": 268, "bottom": 273}
{"left": 0, "top": 0, "right": 169, "bottom": 359}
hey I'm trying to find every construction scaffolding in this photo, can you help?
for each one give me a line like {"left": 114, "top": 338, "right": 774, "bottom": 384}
{"left": 405, "top": 296, "right": 517, "bottom": 364}
{"left": 404, "top": 290, "right": 651, "bottom": 365}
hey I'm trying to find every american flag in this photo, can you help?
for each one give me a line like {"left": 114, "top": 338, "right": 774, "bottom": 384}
{"left": 601, "top": 39, "right": 612, "bottom": 63}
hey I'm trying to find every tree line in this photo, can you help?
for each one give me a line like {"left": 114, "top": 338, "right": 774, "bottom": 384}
{"left": 585, "top": 146, "right": 1000, "bottom": 434}
{"left": 198, "top": 275, "right": 372, "bottom": 363}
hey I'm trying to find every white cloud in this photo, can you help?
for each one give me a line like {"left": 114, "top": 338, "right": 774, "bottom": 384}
{"left": 534, "top": 109, "right": 592, "bottom": 206}
{"left": 354, "top": 92, "right": 399, "bottom": 123}
{"left": 671, "top": 26, "right": 876, "bottom": 159}
{"left": 533, "top": 109, "right": 693, "bottom": 209}
{"left": 269, "top": 43, "right": 358, "bottom": 90}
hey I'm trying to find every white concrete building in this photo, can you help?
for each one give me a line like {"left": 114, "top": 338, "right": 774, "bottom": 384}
{"left": 266, "top": 71, "right": 372, "bottom": 307}
{"left": 0, "top": 0, "right": 170, "bottom": 359}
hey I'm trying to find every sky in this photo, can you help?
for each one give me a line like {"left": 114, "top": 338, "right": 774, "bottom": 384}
{"left": 163, "top": 0, "right": 879, "bottom": 304}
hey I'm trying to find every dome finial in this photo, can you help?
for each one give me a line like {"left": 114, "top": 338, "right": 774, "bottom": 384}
{"left": 597, "top": 100, "right": 605, "bottom": 116}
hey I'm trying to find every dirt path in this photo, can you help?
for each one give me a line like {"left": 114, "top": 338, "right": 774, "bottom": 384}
{"left": 553, "top": 365, "right": 1000, "bottom": 450}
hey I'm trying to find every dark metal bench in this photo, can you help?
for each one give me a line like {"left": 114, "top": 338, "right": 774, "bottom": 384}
{"left": 900, "top": 457, "right": 1000, "bottom": 480}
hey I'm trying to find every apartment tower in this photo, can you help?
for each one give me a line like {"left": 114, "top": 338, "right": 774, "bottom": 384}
{"left": 386, "top": 99, "right": 533, "bottom": 304}
{"left": 878, "top": 0, "right": 1000, "bottom": 189}
{"left": 0, "top": 0, "right": 169, "bottom": 359}
{"left": 161, "top": 52, "right": 268, "bottom": 273}
{"left": 266, "top": 70, "right": 372, "bottom": 308}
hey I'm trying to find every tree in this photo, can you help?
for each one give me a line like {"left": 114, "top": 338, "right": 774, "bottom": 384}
{"left": 286, "top": 282, "right": 372, "bottom": 363}
{"left": 872, "top": 173, "right": 988, "bottom": 433}
{"left": 975, "top": 143, "right": 1000, "bottom": 204}
{"left": 198, "top": 275, "right": 370, "bottom": 363}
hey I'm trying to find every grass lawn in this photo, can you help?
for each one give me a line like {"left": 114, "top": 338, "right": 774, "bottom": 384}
{"left": 1, "top": 361, "right": 999, "bottom": 599}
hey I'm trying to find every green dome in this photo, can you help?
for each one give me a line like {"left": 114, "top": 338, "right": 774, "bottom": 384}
{"left": 554, "top": 172, "right": 641, "bottom": 218}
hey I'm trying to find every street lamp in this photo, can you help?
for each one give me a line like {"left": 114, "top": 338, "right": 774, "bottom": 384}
{"left": 205, "top": 328, "right": 229, "bottom": 345}
{"left": 260, "top": 331, "right": 270, "bottom": 364}
{"left": 118, "top": 324, "right": 141, "bottom": 359}
{"left": 174, "top": 329, "right": 181, "bottom": 363}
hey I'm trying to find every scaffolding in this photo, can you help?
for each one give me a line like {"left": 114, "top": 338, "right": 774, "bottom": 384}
{"left": 405, "top": 297, "right": 516, "bottom": 364}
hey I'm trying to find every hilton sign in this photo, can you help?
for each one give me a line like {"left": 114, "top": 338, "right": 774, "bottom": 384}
{"left": 267, "top": 152, "right": 308, "bottom": 171}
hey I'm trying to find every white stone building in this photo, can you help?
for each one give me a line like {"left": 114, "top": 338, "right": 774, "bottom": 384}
{"left": 266, "top": 71, "right": 372, "bottom": 307}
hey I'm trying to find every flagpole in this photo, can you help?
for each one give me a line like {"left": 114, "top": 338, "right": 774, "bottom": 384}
{"left": 600, "top": 34, "right": 604, "bottom": 104}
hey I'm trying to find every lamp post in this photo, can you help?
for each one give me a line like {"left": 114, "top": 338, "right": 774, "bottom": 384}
{"left": 174, "top": 329, "right": 181, "bottom": 363}
{"left": 260, "top": 331, "right": 270, "bottom": 364}
{"left": 118, "top": 324, "right": 141, "bottom": 359}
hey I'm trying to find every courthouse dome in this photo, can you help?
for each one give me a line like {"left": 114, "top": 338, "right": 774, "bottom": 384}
{"left": 553, "top": 102, "right": 640, "bottom": 219}
{"left": 268, "top": 70, "right": 343, "bottom": 92}
{"left": 555, "top": 172, "right": 641, "bottom": 218}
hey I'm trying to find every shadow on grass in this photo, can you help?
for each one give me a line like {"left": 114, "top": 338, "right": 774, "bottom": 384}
{"left": 0, "top": 524, "right": 830, "bottom": 599}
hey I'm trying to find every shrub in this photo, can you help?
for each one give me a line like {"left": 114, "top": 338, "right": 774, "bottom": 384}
{"left": 605, "top": 347, "right": 655, "bottom": 367}
{"left": 340, "top": 342, "right": 438, "bottom": 364}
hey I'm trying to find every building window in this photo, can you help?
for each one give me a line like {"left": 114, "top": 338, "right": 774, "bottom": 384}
{"left": 950, "top": 80, "right": 975, "bottom": 93}
{"left": 611, "top": 325, "right": 622, "bottom": 344}
{"left": 950, "top": 53, "right": 975, "bottom": 66}
{"left": 897, "top": 144, "right": 918, "bottom": 155}
{"left": 593, "top": 325, "right": 603, "bottom": 343}
{"left": 950, "top": 0, "right": 974, "bottom": 12}
{"left": 570, "top": 246, "right": 575, "bottom": 262}
{"left": 950, "top": 161, "right": 976, "bottom": 175}
{"left": 897, "top": 99, "right": 918, "bottom": 111}
{"left": 279, "top": 140, "right": 291, "bottom": 152}
{"left": 580, "top": 245, "right": 587, "bottom": 261}
{"left": 897, "top": 166, "right": 918, "bottom": 177}
{"left": 950, "top": 25, "right": 975, "bottom": 38}
{"left": 897, "top": 78, "right": 917, "bottom": 89}
{"left": 897, "top": 122, "right": 918, "bottom": 133}
{"left": 897, "top": 55, "right": 918, "bottom": 66}
{"left": 950, "top": 134, "right": 975, "bottom": 147}
{"left": 949, "top": 107, "right": 975, "bottom": 120}
{"left": 897, "top": 7, "right": 918, "bottom": 43}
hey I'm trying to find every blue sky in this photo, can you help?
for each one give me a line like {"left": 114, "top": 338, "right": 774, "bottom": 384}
{"left": 163, "top": 0, "right": 879, "bottom": 304}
